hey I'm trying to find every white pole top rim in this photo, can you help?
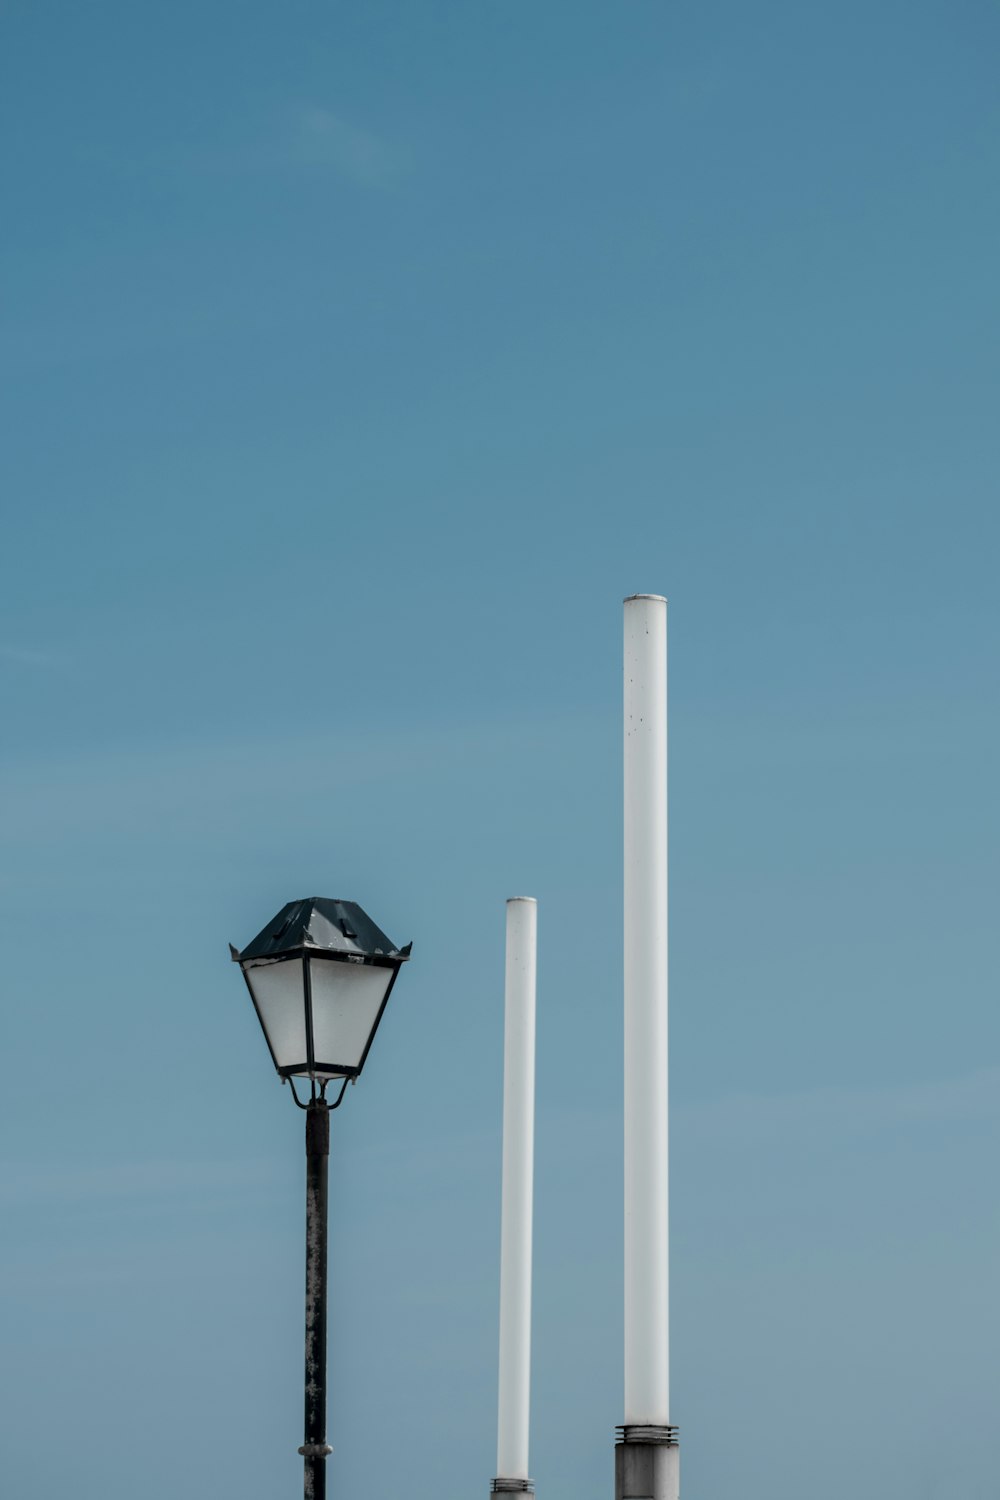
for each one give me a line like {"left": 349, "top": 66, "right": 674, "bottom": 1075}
{"left": 506, "top": 896, "right": 537, "bottom": 905}
{"left": 623, "top": 593, "right": 667, "bottom": 604}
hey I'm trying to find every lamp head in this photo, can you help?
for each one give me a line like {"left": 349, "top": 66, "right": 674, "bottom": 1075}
{"left": 232, "top": 898, "right": 411, "bottom": 1084}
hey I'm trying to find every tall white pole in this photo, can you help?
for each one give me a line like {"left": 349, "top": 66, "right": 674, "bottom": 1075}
{"left": 623, "top": 594, "right": 669, "bottom": 1427}
{"left": 495, "top": 897, "right": 537, "bottom": 1492}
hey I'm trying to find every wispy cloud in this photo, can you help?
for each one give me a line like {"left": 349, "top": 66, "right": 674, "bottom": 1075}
{"left": 83, "top": 106, "right": 410, "bottom": 191}
{"left": 0, "top": 711, "right": 592, "bottom": 842}
{"left": 0, "top": 644, "right": 65, "bottom": 668}
{"left": 290, "top": 105, "right": 408, "bottom": 186}
{"left": 678, "top": 1066, "right": 1000, "bottom": 1148}
{"left": 0, "top": 1156, "right": 282, "bottom": 1208}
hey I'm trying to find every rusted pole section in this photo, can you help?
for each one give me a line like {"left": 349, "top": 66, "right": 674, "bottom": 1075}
{"left": 300, "top": 1098, "right": 331, "bottom": 1499}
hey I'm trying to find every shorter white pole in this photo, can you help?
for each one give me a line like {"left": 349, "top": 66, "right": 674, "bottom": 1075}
{"left": 495, "top": 897, "right": 537, "bottom": 1490}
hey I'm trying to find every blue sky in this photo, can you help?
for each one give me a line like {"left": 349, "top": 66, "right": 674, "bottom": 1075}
{"left": 1, "top": 3, "right": 998, "bottom": 1497}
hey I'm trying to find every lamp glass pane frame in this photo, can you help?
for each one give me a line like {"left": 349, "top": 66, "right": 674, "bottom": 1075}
{"left": 240, "top": 947, "right": 402, "bottom": 1081}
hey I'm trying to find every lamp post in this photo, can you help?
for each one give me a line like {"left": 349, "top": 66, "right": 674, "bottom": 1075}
{"left": 230, "top": 896, "right": 411, "bottom": 1500}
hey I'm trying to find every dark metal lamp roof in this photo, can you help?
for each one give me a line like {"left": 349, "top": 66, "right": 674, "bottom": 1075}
{"left": 232, "top": 897, "right": 412, "bottom": 966}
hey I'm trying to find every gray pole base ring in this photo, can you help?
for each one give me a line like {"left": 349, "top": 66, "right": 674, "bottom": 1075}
{"left": 615, "top": 1426, "right": 679, "bottom": 1500}
{"left": 491, "top": 1479, "right": 534, "bottom": 1493}
{"left": 298, "top": 1443, "right": 333, "bottom": 1458}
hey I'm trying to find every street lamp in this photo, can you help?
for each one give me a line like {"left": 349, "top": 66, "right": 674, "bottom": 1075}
{"left": 230, "top": 896, "right": 412, "bottom": 1500}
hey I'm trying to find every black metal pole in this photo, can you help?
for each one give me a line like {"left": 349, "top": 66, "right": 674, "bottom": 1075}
{"left": 300, "top": 1098, "right": 331, "bottom": 1500}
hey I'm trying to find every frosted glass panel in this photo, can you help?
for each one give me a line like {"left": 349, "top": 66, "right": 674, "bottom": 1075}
{"left": 246, "top": 957, "right": 307, "bottom": 1071}
{"left": 308, "top": 960, "right": 393, "bottom": 1073}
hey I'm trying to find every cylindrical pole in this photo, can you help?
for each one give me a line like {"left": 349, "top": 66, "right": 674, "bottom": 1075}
{"left": 494, "top": 897, "right": 537, "bottom": 1495}
{"left": 618, "top": 595, "right": 677, "bottom": 1500}
{"left": 301, "top": 1098, "right": 331, "bottom": 1500}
